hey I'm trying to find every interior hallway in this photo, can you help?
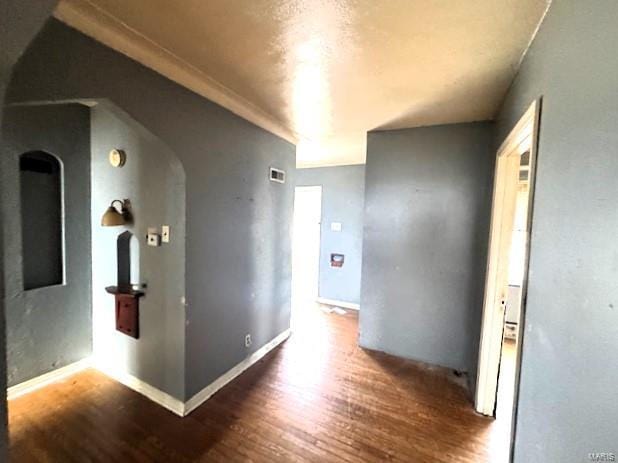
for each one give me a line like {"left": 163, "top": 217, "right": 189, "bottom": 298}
{"left": 9, "top": 304, "right": 510, "bottom": 462}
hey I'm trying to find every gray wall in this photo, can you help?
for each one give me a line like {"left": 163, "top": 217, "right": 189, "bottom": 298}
{"left": 7, "top": 19, "right": 295, "bottom": 400}
{"left": 91, "top": 103, "right": 186, "bottom": 399}
{"left": 0, "top": 2, "right": 59, "bottom": 456}
{"left": 495, "top": 1, "right": 618, "bottom": 460}
{"left": 1, "top": 104, "right": 92, "bottom": 387}
{"left": 360, "top": 123, "right": 494, "bottom": 378}
{"left": 184, "top": 138, "right": 293, "bottom": 399}
{"left": 296, "top": 165, "right": 365, "bottom": 305}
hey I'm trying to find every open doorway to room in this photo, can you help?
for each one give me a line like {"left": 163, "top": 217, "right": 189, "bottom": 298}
{"left": 291, "top": 186, "right": 322, "bottom": 325}
{"left": 476, "top": 100, "right": 541, "bottom": 461}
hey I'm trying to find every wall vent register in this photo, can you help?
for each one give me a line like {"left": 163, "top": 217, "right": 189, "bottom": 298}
{"left": 269, "top": 167, "right": 286, "bottom": 183}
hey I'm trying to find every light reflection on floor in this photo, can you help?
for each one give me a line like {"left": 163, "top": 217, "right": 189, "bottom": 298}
{"left": 10, "top": 297, "right": 512, "bottom": 462}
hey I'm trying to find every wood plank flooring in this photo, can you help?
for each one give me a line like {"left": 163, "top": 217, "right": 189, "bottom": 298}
{"left": 9, "top": 305, "right": 509, "bottom": 462}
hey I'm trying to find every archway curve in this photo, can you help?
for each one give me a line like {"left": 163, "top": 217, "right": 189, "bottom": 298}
{"left": 0, "top": 2, "right": 60, "bottom": 458}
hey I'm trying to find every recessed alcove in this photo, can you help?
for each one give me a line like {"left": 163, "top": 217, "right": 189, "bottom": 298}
{"left": 19, "top": 151, "right": 63, "bottom": 290}
{"left": 115, "top": 230, "right": 140, "bottom": 292}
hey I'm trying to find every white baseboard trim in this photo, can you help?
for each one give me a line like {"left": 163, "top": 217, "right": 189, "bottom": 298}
{"left": 94, "top": 361, "right": 185, "bottom": 417}
{"left": 7, "top": 330, "right": 291, "bottom": 418}
{"left": 317, "top": 297, "right": 360, "bottom": 311}
{"left": 7, "top": 357, "right": 92, "bottom": 400}
{"left": 184, "top": 328, "right": 291, "bottom": 415}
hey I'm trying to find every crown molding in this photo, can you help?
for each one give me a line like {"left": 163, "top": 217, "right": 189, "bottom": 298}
{"left": 53, "top": 0, "right": 297, "bottom": 144}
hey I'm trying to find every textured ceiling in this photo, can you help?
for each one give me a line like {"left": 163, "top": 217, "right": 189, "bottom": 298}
{"left": 56, "top": 0, "right": 550, "bottom": 167}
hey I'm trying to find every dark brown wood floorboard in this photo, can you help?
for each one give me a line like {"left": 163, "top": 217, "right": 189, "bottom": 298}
{"left": 9, "top": 306, "right": 508, "bottom": 462}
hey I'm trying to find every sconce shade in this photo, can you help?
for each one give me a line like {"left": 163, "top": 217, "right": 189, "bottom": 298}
{"left": 101, "top": 200, "right": 126, "bottom": 226}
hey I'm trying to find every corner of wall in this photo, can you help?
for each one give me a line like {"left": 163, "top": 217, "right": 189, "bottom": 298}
{"left": 90, "top": 102, "right": 187, "bottom": 402}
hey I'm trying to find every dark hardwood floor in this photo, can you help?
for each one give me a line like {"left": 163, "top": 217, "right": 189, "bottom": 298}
{"left": 9, "top": 305, "right": 508, "bottom": 462}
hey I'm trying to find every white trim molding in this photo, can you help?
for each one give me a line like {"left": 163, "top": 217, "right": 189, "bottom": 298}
{"left": 475, "top": 99, "right": 541, "bottom": 417}
{"left": 7, "top": 357, "right": 92, "bottom": 400}
{"left": 53, "top": 0, "right": 296, "bottom": 145}
{"left": 93, "top": 361, "right": 185, "bottom": 417}
{"left": 317, "top": 297, "right": 360, "bottom": 311}
{"left": 8, "top": 330, "right": 291, "bottom": 418}
{"left": 184, "top": 328, "right": 291, "bottom": 415}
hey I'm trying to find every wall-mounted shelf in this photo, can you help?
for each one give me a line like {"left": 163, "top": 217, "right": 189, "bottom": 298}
{"left": 105, "top": 286, "right": 145, "bottom": 297}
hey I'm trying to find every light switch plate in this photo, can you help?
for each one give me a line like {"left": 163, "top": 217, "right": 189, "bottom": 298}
{"left": 161, "top": 225, "right": 170, "bottom": 243}
{"left": 331, "top": 222, "right": 342, "bottom": 232}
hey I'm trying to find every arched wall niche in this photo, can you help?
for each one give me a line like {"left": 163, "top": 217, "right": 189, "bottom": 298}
{"left": 116, "top": 230, "right": 140, "bottom": 291}
{"left": 19, "top": 150, "right": 64, "bottom": 290}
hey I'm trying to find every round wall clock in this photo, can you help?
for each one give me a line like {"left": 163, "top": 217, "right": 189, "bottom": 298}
{"left": 109, "top": 149, "right": 126, "bottom": 167}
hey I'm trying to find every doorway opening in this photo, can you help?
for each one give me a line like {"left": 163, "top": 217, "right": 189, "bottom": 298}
{"left": 475, "top": 100, "right": 541, "bottom": 460}
{"left": 291, "top": 186, "right": 322, "bottom": 326}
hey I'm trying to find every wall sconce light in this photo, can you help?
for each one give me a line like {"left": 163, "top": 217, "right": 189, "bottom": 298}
{"left": 101, "top": 199, "right": 132, "bottom": 226}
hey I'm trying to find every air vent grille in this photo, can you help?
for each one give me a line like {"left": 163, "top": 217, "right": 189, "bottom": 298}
{"left": 269, "top": 167, "right": 285, "bottom": 184}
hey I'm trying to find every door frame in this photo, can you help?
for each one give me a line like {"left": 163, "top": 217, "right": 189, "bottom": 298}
{"left": 475, "top": 99, "right": 541, "bottom": 420}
